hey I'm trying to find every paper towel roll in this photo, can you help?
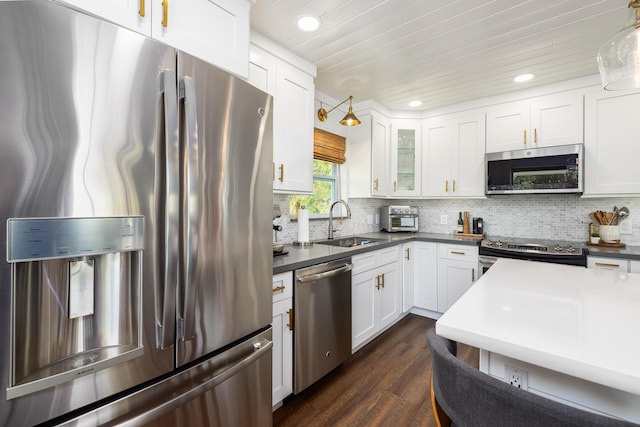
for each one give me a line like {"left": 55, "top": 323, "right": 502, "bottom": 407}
{"left": 297, "top": 207, "right": 310, "bottom": 242}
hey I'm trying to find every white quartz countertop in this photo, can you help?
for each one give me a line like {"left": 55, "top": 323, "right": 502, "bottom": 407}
{"left": 436, "top": 258, "right": 640, "bottom": 395}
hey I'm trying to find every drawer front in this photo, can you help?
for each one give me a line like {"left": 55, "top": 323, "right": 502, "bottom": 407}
{"left": 352, "top": 251, "right": 378, "bottom": 275}
{"left": 376, "top": 245, "right": 401, "bottom": 266}
{"left": 272, "top": 271, "right": 293, "bottom": 303}
{"left": 352, "top": 245, "right": 400, "bottom": 275}
{"left": 438, "top": 244, "right": 478, "bottom": 262}
{"left": 587, "top": 256, "right": 629, "bottom": 272}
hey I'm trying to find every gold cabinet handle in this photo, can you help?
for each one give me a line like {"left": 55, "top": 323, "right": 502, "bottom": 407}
{"left": 381, "top": 273, "right": 385, "bottom": 288}
{"left": 278, "top": 164, "right": 284, "bottom": 182}
{"left": 451, "top": 251, "right": 465, "bottom": 255}
{"left": 272, "top": 162, "right": 275, "bottom": 181}
{"left": 394, "top": 181, "right": 397, "bottom": 192}
{"left": 453, "top": 179, "right": 456, "bottom": 192}
{"left": 375, "top": 275, "right": 380, "bottom": 290}
{"left": 374, "top": 178, "right": 379, "bottom": 191}
{"left": 472, "top": 268, "right": 475, "bottom": 282}
{"left": 287, "top": 309, "right": 293, "bottom": 331}
{"left": 523, "top": 129, "right": 527, "bottom": 145}
{"left": 405, "top": 248, "right": 410, "bottom": 261}
{"left": 595, "top": 262, "right": 620, "bottom": 268}
{"left": 272, "top": 285, "right": 285, "bottom": 293}
{"left": 139, "top": 0, "right": 145, "bottom": 17}
{"left": 534, "top": 128, "right": 537, "bottom": 143}
{"left": 162, "top": 0, "right": 169, "bottom": 27}
{"left": 445, "top": 180, "right": 449, "bottom": 192}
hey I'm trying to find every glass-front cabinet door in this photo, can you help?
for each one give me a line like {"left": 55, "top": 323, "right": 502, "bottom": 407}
{"left": 390, "top": 120, "right": 421, "bottom": 197}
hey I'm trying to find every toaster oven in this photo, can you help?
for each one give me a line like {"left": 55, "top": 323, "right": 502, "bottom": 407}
{"left": 380, "top": 206, "right": 418, "bottom": 232}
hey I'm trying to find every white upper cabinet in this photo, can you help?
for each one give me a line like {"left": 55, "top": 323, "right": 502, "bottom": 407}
{"left": 345, "top": 110, "right": 390, "bottom": 197}
{"left": 389, "top": 120, "right": 421, "bottom": 197}
{"left": 58, "top": 0, "right": 250, "bottom": 78}
{"left": 248, "top": 46, "right": 278, "bottom": 95}
{"left": 486, "top": 103, "right": 530, "bottom": 153}
{"left": 422, "top": 111, "right": 485, "bottom": 198}
{"left": 486, "top": 93, "right": 583, "bottom": 153}
{"left": 156, "top": 0, "right": 250, "bottom": 77}
{"left": 370, "top": 112, "right": 391, "bottom": 197}
{"left": 584, "top": 88, "right": 640, "bottom": 196}
{"left": 247, "top": 43, "right": 315, "bottom": 194}
{"left": 57, "top": 0, "right": 152, "bottom": 35}
{"left": 272, "top": 62, "right": 314, "bottom": 194}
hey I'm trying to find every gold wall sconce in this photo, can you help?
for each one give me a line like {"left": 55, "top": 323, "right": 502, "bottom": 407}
{"left": 317, "top": 95, "right": 361, "bottom": 126}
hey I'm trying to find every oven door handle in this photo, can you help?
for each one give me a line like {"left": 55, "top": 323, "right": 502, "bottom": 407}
{"left": 478, "top": 256, "right": 498, "bottom": 266}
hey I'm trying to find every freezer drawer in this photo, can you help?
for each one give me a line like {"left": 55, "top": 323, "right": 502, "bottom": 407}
{"left": 58, "top": 328, "right": 273, "bottom": 427}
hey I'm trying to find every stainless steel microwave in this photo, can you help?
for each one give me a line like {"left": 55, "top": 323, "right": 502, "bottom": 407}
{"left": 486, "top": 144, "right": 583, "bottom": 195}
{"left": 380, "top": 206, "right": 418, "bottom": 232}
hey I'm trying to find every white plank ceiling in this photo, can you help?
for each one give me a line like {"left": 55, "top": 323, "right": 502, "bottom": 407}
{"left": 250, "top": 0, "right": 629, "bottom": 111}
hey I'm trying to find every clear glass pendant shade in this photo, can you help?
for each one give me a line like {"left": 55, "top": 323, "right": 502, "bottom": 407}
{"left": 598, "top": 2, "right": 640, "bottom": 90}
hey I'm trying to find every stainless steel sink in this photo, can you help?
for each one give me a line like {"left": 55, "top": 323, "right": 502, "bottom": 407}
{"left": 316, "top": 236, "right": 383, "bottom": 248}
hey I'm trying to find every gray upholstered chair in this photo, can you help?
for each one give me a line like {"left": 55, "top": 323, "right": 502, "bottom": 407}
{"left": 426, "top": 329, "right": 638, "bottom": 427}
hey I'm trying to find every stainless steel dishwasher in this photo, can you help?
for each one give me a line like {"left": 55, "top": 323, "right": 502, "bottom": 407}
{"left": 294, "top": 257, "right": 353, "bottom": 393}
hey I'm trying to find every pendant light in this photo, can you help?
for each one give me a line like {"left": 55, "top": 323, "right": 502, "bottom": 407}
{"left": 597, "top": 0, "right": 640, "bottom": 90}
{"left": 317, "top": 95, "right": 361, "bottom": 126}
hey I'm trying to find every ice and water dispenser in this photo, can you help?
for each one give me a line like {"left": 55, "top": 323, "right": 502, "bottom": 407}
{"left": 6, "top": 217, "right": 145, "bottom": 398}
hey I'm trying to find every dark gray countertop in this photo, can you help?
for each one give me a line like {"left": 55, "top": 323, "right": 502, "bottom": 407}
{"left": 272, "top": 232, "right": 481, "bottom": 274}
{"left": 585, "top": 244, "right": 640, "bottom": 261}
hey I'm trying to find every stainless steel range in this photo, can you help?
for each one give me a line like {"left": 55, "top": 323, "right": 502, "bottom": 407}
{"left": 479, "top": 237, "right": 587, "bottom": 276}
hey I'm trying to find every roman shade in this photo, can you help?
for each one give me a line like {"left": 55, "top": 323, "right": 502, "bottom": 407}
{"left": 314, "top": 128, "right": 346, "bottom": 164}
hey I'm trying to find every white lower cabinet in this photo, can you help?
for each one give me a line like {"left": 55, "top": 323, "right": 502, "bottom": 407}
{"left": 402, "top": 243, "right": 414, "bottom": 312}
{"left": 412, "top": 241, "right": 439, "bottom": 312}
{"left": 437, "top": 243, "right": 479, "bottom": 312}
{"left": 271, "top": 272, "right": 293, "bottom": 408}
{"left": 630, "top": 261, "right": 640, "bottom": 274}
{"left": 352, "top": 246, "right": 402, "bottom": 350}
{"left": 587, "top": 256, "right": 629, "bottom": 272}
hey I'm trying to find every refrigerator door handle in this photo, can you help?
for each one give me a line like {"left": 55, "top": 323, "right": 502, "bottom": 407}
{"left": 178, "top": 76, "right": 199, "bottom": 341}
{"left": 157, "top": 69, "right": 179, "bottom": 349}
{"left": 112, "top": 338, "right": 273, "bottom": 427}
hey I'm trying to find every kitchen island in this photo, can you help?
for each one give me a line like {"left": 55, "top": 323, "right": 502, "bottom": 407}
{"left": 436, "top": 258, "right": 640, "bottom": 423}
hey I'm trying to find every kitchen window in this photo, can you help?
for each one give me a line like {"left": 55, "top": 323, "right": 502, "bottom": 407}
{"left": 290, "top": 128, "right": 346, "bottom": 219}
{"left": 290, "top": 160, "right": 340, "bottom": 219}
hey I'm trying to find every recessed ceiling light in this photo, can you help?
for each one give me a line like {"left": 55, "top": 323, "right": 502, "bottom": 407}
{"left": 514, "top": 73, "right": 535, "bottom": 83}
{"left": 408, "top": 100, "right": 423, "bottom": 107}
{"left": 297, "top": 15, "right": 320, "bottom": 32}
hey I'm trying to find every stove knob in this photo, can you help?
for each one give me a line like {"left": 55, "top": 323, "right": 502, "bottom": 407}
{"left": 553, "top": 244, "right": 562, "bottom": 252}
{"left": 567, "top": 245, "right": 575, "bottom": 253}
{"left": 496, "top": 241, "right": 503, "bottom": 247}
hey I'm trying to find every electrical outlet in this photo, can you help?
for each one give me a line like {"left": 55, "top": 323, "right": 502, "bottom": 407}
{"left": 366, "top": 215, "right": 373, "bottom": 225}
{"left": 505, "top": 365, "right": 528, "bottom": 390}
{"left": 440, "top": 214, "right": 448, "bottom": 225}
{"left": 375, "top": 213, "right": 380, "bottom": 224}
{"left": 620, "top": 219, "right": 632, "bottom": 234}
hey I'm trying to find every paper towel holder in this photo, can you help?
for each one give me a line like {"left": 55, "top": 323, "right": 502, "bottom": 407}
{"left": 294, "top": 205, "right": 314, "bottom": 248}
{"left": 293, "top": 241, "right": 314, "bottom": 247}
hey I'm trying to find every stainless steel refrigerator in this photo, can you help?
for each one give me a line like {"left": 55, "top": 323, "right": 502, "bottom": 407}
{"left": 0, "top": 2, "right": 273, "bottom": 425}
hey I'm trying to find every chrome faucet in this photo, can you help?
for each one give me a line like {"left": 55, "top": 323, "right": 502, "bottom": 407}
{"left": 328, "top": 199, "right": 351, "bottom": 239}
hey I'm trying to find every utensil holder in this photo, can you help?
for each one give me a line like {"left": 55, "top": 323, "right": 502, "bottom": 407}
{"left": 599, "top": 225, "right": 620, "bottom": 243}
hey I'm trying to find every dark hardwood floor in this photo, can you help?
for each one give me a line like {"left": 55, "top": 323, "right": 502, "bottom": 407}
{"left": 273, "top": 314, "right": 479, "bottom": 427}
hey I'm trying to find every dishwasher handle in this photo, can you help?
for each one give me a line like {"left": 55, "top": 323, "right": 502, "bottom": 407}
{"left": 296, "top": 263, "right": 353, "bottom": 283}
